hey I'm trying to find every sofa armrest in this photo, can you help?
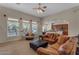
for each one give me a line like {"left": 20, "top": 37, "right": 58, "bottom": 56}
{"left": 37, "top": 47, "right": 59, "bottom": 55}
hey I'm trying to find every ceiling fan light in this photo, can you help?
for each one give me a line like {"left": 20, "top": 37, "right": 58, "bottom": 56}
{"left": 37, "top": 9, "right": 43, "bottom": 14}
{"left": 36, "top": 10, "right": 40, "bottom": 14}
{"left": 39, "top": 9, "right": 43, "bottom": 13}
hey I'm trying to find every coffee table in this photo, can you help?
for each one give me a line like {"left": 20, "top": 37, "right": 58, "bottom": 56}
{"left": 30, "top": 39, "right": 48, "bottom": 50}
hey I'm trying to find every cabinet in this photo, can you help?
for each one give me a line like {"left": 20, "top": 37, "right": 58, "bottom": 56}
{"left": 52, "top": 24, "right": 68, "bottom": 35}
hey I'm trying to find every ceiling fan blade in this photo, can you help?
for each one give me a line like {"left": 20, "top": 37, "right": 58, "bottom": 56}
{"left": 43, "top": 6, "right": 47, "bottom": 9}
{"left": 41, "top": 9, "right": 45, "bottom": 12}
{"left": 33, "top": 3, "right": 46, "bottom": 13}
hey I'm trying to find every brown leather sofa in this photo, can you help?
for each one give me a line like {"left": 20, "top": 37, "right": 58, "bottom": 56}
{"left": 37, "top": 36, "right": 77, "bottom": 55}
{"left": 42, "top": 33, "right": 60, "bottom": 44}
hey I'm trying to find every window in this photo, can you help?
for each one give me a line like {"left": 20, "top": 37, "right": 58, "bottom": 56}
{"left": 7, "top": 18, "right": 38, "bottom": 36}
{"left": 32, "top": 22, "right": 38, "bottom": 34}
{"left": 22, "top": 21, "right": 38, "bottom": 34}
{"left": 7, "top": 18, "right": 19, "bottom": 36}
{"left": 22, "top": 20, "right": 30, "bottom": 33}
{"left": 42, "top": 24, "right": 51, "bottom": 32}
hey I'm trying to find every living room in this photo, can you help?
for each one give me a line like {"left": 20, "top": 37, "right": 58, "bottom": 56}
{"left": 0, "top": 3, "right": 79, "bottom": 55}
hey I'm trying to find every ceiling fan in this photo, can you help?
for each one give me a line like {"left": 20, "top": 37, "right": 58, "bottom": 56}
{"left": 33, "top": 3, "right": 47, "bottom": 14}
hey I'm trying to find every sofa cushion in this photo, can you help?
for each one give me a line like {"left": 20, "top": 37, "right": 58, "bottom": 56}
{"left": 57, "top": 35, "right": 69, "bottom": 45}
{"left": 49, "top": 43, "right": 60, "bottom": 50}
{"left": 58, "top": 39, "right": 74, "bottom": 54}
{"left": 43, "top": 33, "right": 59, "bottom": 44}
{"left": 37, "top": 47, "right": 59, "bottom": 55}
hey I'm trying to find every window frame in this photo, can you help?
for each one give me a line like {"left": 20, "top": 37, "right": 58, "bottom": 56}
{"left": 7, "top": 18, "right": 19, "bottom": 37}
{"left": 32, "top": 22, "right": 38, "bottom": 34}
{"left": 22, "top": 20, "right": 30, "bottom": 35}
{"left": 42, "top": 23, "right": 51, "bottom": 32}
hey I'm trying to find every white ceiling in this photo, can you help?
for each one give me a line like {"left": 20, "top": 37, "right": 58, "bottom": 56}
{"left": 0, "top": 3, "right": 79, "bottom": 18}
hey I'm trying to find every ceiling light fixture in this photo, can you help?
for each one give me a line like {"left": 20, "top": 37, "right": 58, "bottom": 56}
{"left": 33, "top": 3, "right": 47, "bottom": 14}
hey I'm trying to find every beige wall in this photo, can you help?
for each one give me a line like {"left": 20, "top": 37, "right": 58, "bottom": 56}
{"left": 0, "top": 6, "right": 41, "bottom": 43}
{"left": 42, "top": 6, "right": 79, "bottom": 36}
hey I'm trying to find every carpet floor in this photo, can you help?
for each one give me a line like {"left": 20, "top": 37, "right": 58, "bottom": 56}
{"left": 0, "top": 39, "right": 37, "bottom": 55}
